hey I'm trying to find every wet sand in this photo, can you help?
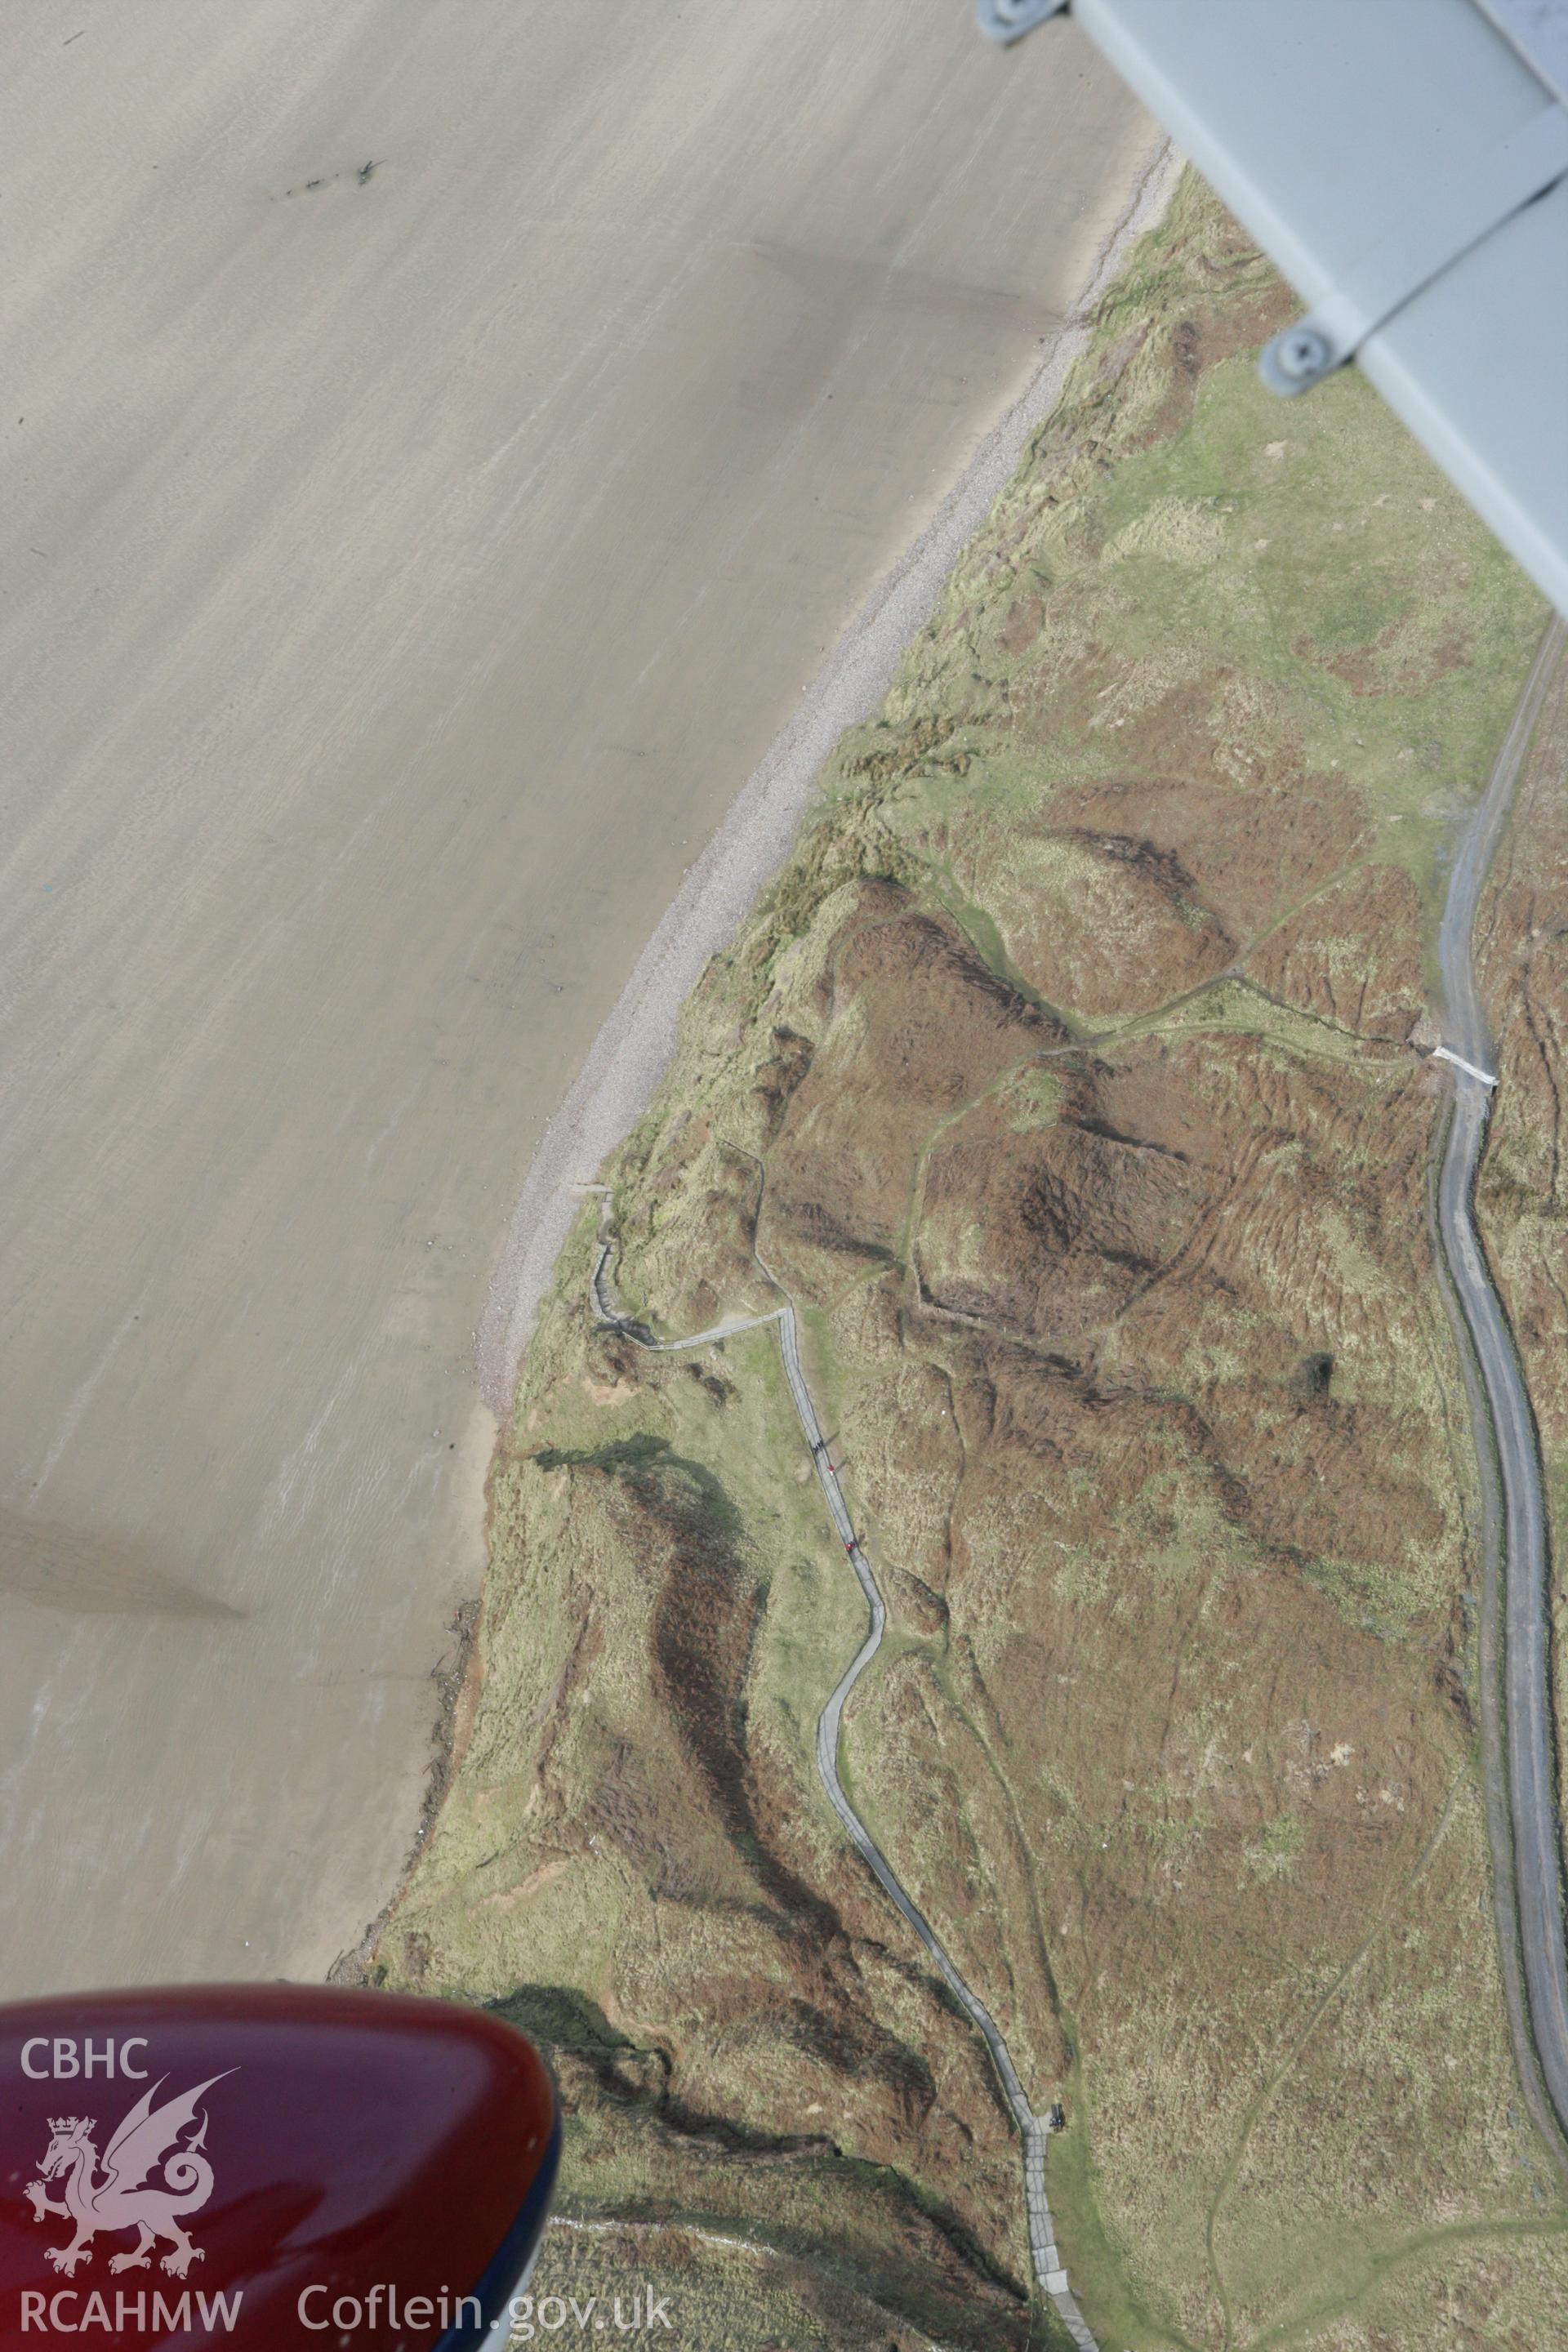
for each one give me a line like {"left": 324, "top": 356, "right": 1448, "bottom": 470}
{"left": 0, "top": 1, "right": 1152, "bottom": 1993}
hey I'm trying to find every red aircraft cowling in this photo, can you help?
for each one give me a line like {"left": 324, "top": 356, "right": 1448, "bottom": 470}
{"left": 0, "top": 1985, "right": 558, "bottom": 2350}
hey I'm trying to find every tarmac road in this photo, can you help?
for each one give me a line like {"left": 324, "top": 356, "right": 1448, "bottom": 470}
{"left": 0, "top": 2, "right": 1151, "bottom": 1993}
{"left": 1433, "top": 617, "right": 1568, "bottom": 2148}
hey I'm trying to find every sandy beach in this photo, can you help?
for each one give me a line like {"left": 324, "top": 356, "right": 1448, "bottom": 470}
{"left": 0, "top": 0, "right": 1153, "bottom": 1994}
{"left": 479, "top": 136, "right": 1179, "bottom": 1412}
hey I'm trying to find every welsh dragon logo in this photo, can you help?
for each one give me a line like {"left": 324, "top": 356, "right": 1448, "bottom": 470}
{"left": 24, "top": 2073, "right": 233, "bottom": 2278}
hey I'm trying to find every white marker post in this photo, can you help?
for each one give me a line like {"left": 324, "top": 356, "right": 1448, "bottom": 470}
{"left": 1432, "top": 1044, "right": 1498, "bottom": 1089}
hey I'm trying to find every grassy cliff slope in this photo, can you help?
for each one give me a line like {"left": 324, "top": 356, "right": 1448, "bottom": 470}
{"left": 371, "top": 177, "right": 1567, "bottom": 2350}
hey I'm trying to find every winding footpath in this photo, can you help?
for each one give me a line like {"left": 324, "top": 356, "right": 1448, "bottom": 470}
{"left": 590, "top": 1243, "right": 1099, "bottom": 2350}
{"left": 1433, "top": 616, "right": 1568, "bottom": 2158}
{"left": 588, "top": 633, "right": 1568, "bottom": 2337}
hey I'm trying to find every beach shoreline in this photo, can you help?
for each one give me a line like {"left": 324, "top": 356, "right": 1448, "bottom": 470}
{"left": 355, "top": 135, "right": 1180, "bottom": 1978}
{"left": 477, "top": 135, "right": 1183, "bottom": 1417}
{"left": 1, "top": 0, "right": 1167, "bottom": 2001}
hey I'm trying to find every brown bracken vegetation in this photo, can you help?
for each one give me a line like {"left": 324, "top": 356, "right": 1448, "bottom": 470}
{"left": 371, "top": 179, "right": 1568, "bottom": 2347}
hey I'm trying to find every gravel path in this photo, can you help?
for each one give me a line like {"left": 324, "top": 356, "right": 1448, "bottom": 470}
{"left": 592, "top": 1241, "right": 1100, "bottom": 2346}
